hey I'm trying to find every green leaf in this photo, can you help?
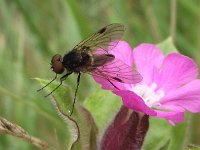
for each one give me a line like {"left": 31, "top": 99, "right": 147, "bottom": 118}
{"left": 84, "top": 88, "right": 122, "bottom": 138}
{"left": 169, "top": 113, "right": 190, "bottom": 150}
{"left": 64, "top": 0, "right": 91, "bottom": 40}
{"left": 35, "top": 78, "right": 78, "bottom": 149}
{"left": 157, "top": 37, "right": 178, "bottom": 54}
{"left": 143, "top": 117, "right": 187, "bottom": 150}
{"left": 15, "top": 0, "right": 50, "bottom": 56}
{"left": 142, "top": 118, "right": 171, "bottom": 150}
{"left": 35, "top": 78, "right": 98, "bottom": 150}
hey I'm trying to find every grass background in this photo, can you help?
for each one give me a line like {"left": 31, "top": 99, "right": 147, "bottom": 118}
{"left": 0, "top": 0, "right": 200, "bottom": 149}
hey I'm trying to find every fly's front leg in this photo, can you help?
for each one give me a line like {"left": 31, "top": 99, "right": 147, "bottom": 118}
{"left": 37, "top": 74, "right": 58, "bottom": 92}
{"left": 45, "top": 72, "right": 72, "bottom": 97}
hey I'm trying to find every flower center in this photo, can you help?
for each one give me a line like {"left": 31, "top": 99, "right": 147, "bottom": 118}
{"left": 131, "top": 83, "right": 165, "bottom": 107}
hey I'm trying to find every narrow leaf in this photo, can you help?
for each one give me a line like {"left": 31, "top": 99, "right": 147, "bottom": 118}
{"left": 35, "top": 78, "right": 98, "bottom": 150}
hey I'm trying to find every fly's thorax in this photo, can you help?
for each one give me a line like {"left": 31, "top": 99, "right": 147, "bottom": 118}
{"left": 62, "top": 50, "right": 92, "bottom": 72}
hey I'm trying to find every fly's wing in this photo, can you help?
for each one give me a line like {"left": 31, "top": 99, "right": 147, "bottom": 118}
{"left": 73, "top": 23, "right": 124, "bottom": 52}
{"left": 91, "top": 58, "right": 142, "bottom": 84}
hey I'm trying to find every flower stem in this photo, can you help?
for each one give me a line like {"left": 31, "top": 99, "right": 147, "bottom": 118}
{"left": 0, "top": 117, "right": 49, "bottom": 149}
{"left": 170, "top": 0, "right": 177, "bottom": 42}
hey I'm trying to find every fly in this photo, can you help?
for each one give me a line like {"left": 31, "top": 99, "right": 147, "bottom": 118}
{"left": 38, "top": 23, "right": 142, "bottom": 115}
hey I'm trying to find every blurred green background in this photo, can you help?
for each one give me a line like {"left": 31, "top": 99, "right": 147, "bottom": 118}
{"left": 0, "top": 0, "right": 200, "bottom": 149}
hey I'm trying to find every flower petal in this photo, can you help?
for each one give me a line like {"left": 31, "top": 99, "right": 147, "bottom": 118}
{"left": 93, "top": 75, "right": 126, "bottom": 90}
{"left": 133, "top": 44, "right": 164, "bottom": 84}
{"left": 109, "top": 41, "right": 134, "bottom": 66}
{"left": 160, "top": 79, "right": 200, "bottom": 113}
{"left": 154, "top": 110, "right": 184, "bottom": 125}
{"left": 113, "top": 90, "right": 184, "bottom": 124}
{"left": 113, "top": 90, "right": 156, "bottom": 116}
{"left": 154, "top": 53, "right": 198, "bottom": 93}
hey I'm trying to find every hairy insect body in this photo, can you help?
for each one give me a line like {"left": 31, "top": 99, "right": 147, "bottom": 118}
{"left": 63, "top": 50, "right": 115, "bottom": 73}
{"left": 63, "top": 50, "right": 92, "bottom": 73}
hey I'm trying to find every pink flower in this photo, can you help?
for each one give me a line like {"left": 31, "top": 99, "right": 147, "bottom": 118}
{"left": 93, "top": 41, "right": 200, "bottom": 125}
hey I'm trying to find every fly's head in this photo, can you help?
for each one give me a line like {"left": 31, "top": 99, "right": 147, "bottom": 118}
{"left": 51, "top": 54, "right": 65, "bottom": 74}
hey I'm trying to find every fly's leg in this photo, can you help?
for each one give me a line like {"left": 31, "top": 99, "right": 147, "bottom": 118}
{"left": 37, "top": 74, "right": 58, "bottom": 92}
{"left": 44, "top": 72, "right": 72, "bottom": 97}
{"left": 70, "top": 72, "right": 81, "bottom": 116}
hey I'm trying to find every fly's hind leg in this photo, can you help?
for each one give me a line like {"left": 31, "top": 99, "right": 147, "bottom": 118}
{"left": 70, "top": 72, "right": 81, "bottom": 116}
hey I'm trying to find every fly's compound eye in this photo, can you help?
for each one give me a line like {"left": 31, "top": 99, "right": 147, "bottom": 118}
{"left": 51, "top": 54, "right": 64, "bottom": 74}
{"left": 51, "top": 54, "right": 62, "bottom": 63}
